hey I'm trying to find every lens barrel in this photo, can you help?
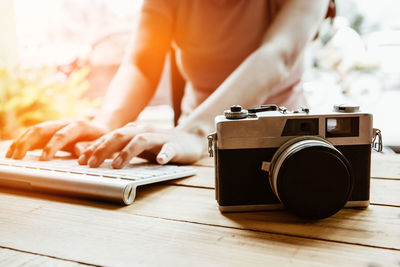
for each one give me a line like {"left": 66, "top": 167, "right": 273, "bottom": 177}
{"left": 269, "top": 137, "right": 354, "bottom": 220}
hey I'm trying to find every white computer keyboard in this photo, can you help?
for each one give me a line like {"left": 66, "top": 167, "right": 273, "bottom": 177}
{"left": 0, "top": 156, "right": 196, "bottom": 204}
{"left": 0, "top": 157, "right": 195, "bottom": 182}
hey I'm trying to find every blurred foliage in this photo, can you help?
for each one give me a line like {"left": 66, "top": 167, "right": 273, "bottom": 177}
{"left": 0, "top": 66, "right": 100, "bottom": 140}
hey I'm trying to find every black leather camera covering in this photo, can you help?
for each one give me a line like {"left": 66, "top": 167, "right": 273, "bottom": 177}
{"left": 216, "top": 144, "right": 371, "bottom": 217}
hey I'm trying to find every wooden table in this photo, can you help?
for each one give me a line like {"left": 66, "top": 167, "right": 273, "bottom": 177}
{"left": 0, "top": 146, "right": 399, "bottom": 266}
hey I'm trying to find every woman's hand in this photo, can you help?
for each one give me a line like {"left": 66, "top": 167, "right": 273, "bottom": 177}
{"left": 6, "top": 120, "right": 109, "bottom": 160}
{"left": 78, "top": 123, "right": 206, "bottom": 168}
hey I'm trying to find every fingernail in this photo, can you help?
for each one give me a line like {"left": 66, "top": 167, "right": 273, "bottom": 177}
{"left": 40, "top": 151, "right": 48, "bottom": 161}
{"left": 157, "top": 153, "right": 168, "bottom": 164}
{"left": 78, "top": 154, "right": 86, "bottom": 165}
{"left": 88, "top": 157, "right": 98, "bottom": 168}
{"left": 113, "top": 157, "right": 123, "bottom": 169}
{"left": 12, "top": 149, "right": 23, "bottom": 160}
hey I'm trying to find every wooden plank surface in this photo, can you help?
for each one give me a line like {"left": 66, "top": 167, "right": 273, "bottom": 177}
{"left": 371, "top": 153, "right": 400, "bottom": 180}
{"left": 0, "top": 141, "right": 399, "bottom": 266}
{"left": 371, "top": 179, "right": 400, "bottom": 207}
{"left": 0, "top": 159, "right": 398, "bottom": 251}
{"left": 0, "top": 188, "right": 398, "bottom": 267}
{"left": 168, "top": 165, "right": 214, "bottom": 188}
{"left": 130, "top": 185, "right": 400, "bottom": 250}
{"left": 0, "top": 247, "right": 87, "bottom": 267}
{"left": 0, "top": 180, "right": 399, "bottom": 251}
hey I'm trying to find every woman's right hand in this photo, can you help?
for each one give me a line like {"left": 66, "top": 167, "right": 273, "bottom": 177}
{"left": 6, "top": 120, "right": 109, "bottom": 160}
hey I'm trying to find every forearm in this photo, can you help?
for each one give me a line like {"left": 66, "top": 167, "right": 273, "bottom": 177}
{"left": 177, "top": 45, "right": 287, "bottom": 138}
{"left": 93, "top": 3, "right": 173, "bottom": 131}
{"left": 93, "top": 61, "right": 157, "bottom": 131}
{"left": 178, "top": 0, "right": 329, "bottom": 139}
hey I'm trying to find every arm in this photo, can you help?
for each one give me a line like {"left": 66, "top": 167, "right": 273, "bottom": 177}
{"left": 6, "top": 4, "right": 173, "bottom": 160}
{"left": 94, "top": 7, "right": 173, "bottom": 131}
{"left": 77, "top": 0, "right": 332, "bottom": 168}
{"left": 178, "top": 0, "right": 330, "bottom": 139}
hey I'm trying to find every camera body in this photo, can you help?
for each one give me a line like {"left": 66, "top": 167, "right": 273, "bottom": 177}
{"left": 208, "top": 104, "right": 377, "bottom": 219}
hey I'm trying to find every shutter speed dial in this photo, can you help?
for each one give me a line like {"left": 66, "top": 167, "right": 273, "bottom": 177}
{"left": 224, "top": 105, "right": 248, "bottom": 119}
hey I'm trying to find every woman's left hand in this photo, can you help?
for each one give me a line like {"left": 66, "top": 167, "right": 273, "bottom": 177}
{"left": 77, "top": 123, "right": 206, "bottom": 168}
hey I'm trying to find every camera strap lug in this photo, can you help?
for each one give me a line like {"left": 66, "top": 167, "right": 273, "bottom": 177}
{"left": 372, "top": 128, "right": 383, "bottom": 152}
{"left": 207, "top": 132, "right": 217, "bottom": 157}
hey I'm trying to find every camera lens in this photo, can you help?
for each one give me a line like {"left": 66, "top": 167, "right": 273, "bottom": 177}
{"left": 269, "top": 137, "right": 354, "bottom": 220}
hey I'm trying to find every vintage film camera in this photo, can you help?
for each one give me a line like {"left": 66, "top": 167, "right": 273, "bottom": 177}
{"left": 208, "top": 104, "right": 383, "bottom": 219}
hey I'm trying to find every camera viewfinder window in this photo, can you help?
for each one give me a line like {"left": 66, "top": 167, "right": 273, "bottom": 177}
{"left": 326, "top": 117, "right": 359, "bottom": 137}
{"left": 281, "top": 119, "right": 319, "bottom": 136}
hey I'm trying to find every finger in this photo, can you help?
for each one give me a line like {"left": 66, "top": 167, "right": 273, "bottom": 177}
{"left": 40, "top": 123, "right": 82, "bottom": 161}
{"left": 78, "top": 131, "right": 121, "bottom": 165}
{"left": 5, "top": 143, "right": 14, "bottom": 158}
{"left": 86, "top": 131, "right": 133, "bottom": 168}
{"left": 11, "top": 127, "right": 41, "bottom": 159}
{"left": 78, "top": 136, "right": 107, "bottom": 165}
{"left": 74, "top": 141, "right": 94, "bottom": 157}
{"left": 112, "top": 133, "right": 166, "bottom": 169}
{"left": 10, "top": 121, "right": 69, "bottom": 159}
{"left": 41, "top": 119, "right": 109, "bottom": 161}
{"left": 6, "top": 129, "right": 30, "bottom": 158}
{"left": 156, "top": 142, "right": 177, "bottom": 165}
{"left": 85, "top": 125, "right": 159, "bottom": 168}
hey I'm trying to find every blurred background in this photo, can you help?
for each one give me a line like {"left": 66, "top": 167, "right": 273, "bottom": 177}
{"left": 0, "top": 0, "right": 399, "bottom": 151}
